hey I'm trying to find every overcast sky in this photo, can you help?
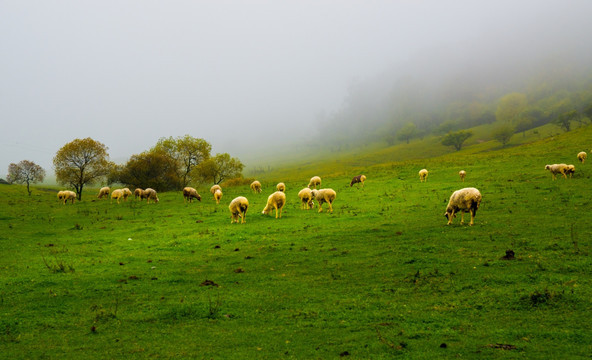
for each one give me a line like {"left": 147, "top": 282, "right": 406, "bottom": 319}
{"left": 1, "top": 0, "right": 591, "bottom": 179}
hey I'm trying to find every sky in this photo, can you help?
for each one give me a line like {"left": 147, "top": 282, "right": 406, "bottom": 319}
{"left": 1, "top": 0, "right": 592, "bottom": 179}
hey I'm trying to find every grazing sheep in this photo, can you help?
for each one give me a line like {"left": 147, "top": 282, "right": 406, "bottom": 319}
{"left": 444, "top": 187, "right": 482, "bottom": 226}
{"left": 459, "top": 170, "right": 466, "bottom": 182}
{"left": 111, "top": 189, "right": 125, "bottom": 204}
{"left": 545, "top": 164, "right": 569, "bottom": 180}
{"left": 59, "top": 190, "right": 76, "bottom": 205}
{"left": 350, "top": 174, "right": 366, "bottom": 187}
{"left": 577, "top": 151, "right": 587, "bottom": 163}
{"left": 141, "top": 188, "right": 159, "bottom": 204}
{"left": 210, "top": 185, "right": 221, "bottom": 195}
{"left": 229, "top": 196, "right": 249, "bottom": 224}
{"left": 97, "top": 187, "right": 110, "bottom": 199}
{"left": 183, "top": 187, "right": 202, "bottom": 203}
{"left": 250, "top": 180, "right": 262, "bottom": 193}
{"left": 262, "top": 191, "right": 286, "bottom": 218}
{"left": 122, "top": 188, "right": 133, "bottom": 201}
{"left": 566, "top": 164, "right": 575, "bottom": 178}
{"left": 214, "top": 189, "right": 223, "bottom": 204}
{"left": 419, "top": 169, "right": 428, "bottom": 182}
{"left": 134, "top": 188, "right": 143, "bottom": 200}
{"left": 277, "top": 182, "right": 286, "bottom": 192}
{"left": 308, "top": 176, "right": 321, "bottom": 189}
{"left": 298, "top": 188, "right": 314, "bottom": 210}
{"left": 311, "top": 188, "right": 337, "bottom": 213}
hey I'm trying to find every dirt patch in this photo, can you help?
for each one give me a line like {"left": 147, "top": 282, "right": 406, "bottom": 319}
{"left": 500, "top": 249, "right": 515, "bottom": 260}
{"left": 200, "top": 279, "right": 219, "bottom": 287}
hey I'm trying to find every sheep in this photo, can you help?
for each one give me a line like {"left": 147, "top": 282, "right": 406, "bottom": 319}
{"left": 250, "top": 180, "right": 262, "bottom": 193}
{"left": 97, "top": 187, "right": 110, "bottom": 199}
{"left": 141, "top": 188, "right": 159, "bottom": 204}
{"left": 566, "top": 164, "right": 575, "bottom": 178}
{"left": 298, "top": 188, "right": 314, "bottom": 210}
{"left": 350, "top": 174, "right": 366, "bottom": 187}
{"left": 214, "top": 189, "right": 223, "bottom": 204}
{"left": 59, "top": 190, "right": 76, "bottom": 205}
{"left": 419, "top": 169, "right": 428, "bottom": 182}
{"left": 183, "top": 187, "right": 202, "bottom": 203}
{"left": 577, "top": 151, "right": 587, "bottom": 163}
{"left": 545, "top": 164, "right": 569, "bottom": 180}
{"left": 262, "top": 191, "right": 286, "bottom": 218}
{"left": 311, "top": 188, "right": 337, "bottom": 213}
{"left": 308, "top": 176, "right": 321, "bottom": 189}
{"left": 122, "top": 188, "right": 132, "bottom": 201}
{"left": 111, "top": 189, "right": 125, "bottom": 204}
{"left": 444, "top": 187, "right": 482, "bottom": 226}
{"left": 210, "top": 185, "right": 222, "bottom": 195}
{"left": 276, "top": 182, "right": 286, "bottom": 192}
{"left": 459, "top": 170, "right": 466, "bottom": 182}
{"left": 134, "top": 188, "right": 143, "bottom": 200}
{"left": 229, "top": 196, "right": 249, "bottom": 224}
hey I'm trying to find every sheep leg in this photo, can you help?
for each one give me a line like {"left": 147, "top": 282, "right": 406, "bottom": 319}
{"left": 328, "top": 201, "right": 333, "bottom": 213}
{"left": 447, "top": 210, "right": 455, "bottom": 225}
{"left": 469, "top": 210, "right": 475, "bottom": 226}
{"left": 460, "top": 211, "right": 465, "bottom": 225}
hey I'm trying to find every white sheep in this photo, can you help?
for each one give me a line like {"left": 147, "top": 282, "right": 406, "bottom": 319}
{"left": 577, "top": 151, "right": 587, "bottom": 163}
{"left": 229, "top": 196, "right": 249, "bottom": 224}
{"left": 444, "top": 187, "right": 482, "bottom": 226}
{"left": 311, "top": 188, "right": 337, "bottom": 213}
{"left": 141, "top": 188, "right": 159, "bottom": 204}
{"left": 308, "top": 176, "right": 321, "bottom": 189}
{"left": 214, "top": 189, "right": 223, "bottom": 204}
{"left": 419, "top": 169, "right": 428, "bottom": 182}
{"left": 566, "top": 164, "right": 575, "bottom": 178}
{"left": 459, "top": 170, "right": 466, "bottom": 182}
{"left": 210, "top": 185, "right": 222, "bottom": 195}
{"left": 58, "top": 190, "right": 76, "bottom": 205}
{"left": 134, "top": 188, "right": 143, "bottom": 200}
{"left": 250, "top": 180, "right": 262, "bottom": 193}
{"left": 276, "top": 182, "right": 286, "bottom": 192}
{"left": 298, "top": 188, "right": 314, "bottom": 210}
{"left": 262, "top": 191, "right": 286, "bottom": 218}
{"left": 183, "top": 187, "right": 201, "bottom": 202}
{"left": 97, "top": 187, "right": 110, "bottom": 199}
{"left": 350, "top": 174, "right": 366, "bottom": 187}
{"left": 122, "top": 188, "right": 132, "bottom": 201}
{"left": 545, "top": 164, "right": 569, "bottom": 180}
{"left": 111, "top": 189, "right": 124, "bottom": 204}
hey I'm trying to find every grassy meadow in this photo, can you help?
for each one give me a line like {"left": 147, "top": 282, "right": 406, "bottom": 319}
{"left": 2, "top": 125, "right": 592, "bottom": 359}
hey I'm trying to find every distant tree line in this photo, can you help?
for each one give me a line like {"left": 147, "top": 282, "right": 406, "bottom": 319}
{"left": 6, "top": 135, "right": 244, "bottom": 200}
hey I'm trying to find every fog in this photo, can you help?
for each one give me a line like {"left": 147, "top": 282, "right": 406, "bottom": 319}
{"left": 1, "top": 1, "right": 591, "bottom": 179}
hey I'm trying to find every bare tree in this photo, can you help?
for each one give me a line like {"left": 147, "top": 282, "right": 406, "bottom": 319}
{"left": 7, "top": 160, "right": 46, "bottom": 196}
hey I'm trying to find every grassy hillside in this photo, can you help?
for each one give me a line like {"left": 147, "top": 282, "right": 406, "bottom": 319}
{"left": 1, "top": 125, "right": 591, "bottom": 359}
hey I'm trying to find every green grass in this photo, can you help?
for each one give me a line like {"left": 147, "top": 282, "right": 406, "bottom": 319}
{"left": 1, "top": 125, "right": 592, "bottom": 359}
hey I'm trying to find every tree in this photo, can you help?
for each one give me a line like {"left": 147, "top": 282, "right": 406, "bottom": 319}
{"left": 441, "top": 130, "right": 472, "bottom": 151}
{"left": 396, "top": 122, "right": 417, "bottom": 144}
{"left": 554, "top": 110, "right": 579, "bottom": 132}
{"left": 153, "top": 135, "right": 211, "bottom": 188}
{"left": 495, "top": 93, "right": 528, "bottom": 124}
{"left": 7, "top": 160, "right": 46, "bottom": 196}
{"left": 492, "top": 124, "right": 515, "bottom": 147}
{"left": 117, "top": 149, "right": 180, "bottom": 192}
{"left": 53, "top": 138, "right": 111, "bottom": 200}
{"left": 192, "top": 153, "right": 244, "bottom": 185}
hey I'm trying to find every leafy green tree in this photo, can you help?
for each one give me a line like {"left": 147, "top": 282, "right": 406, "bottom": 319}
{"left": 153, "top": 135, "right": 211, "bottom": 188}
{"left": 492, "top": 124, "right": 515, "bottom": 146}
{"left": 117, "top": 149, "right": 180, "bottom": 192}
{"left": 554, "top": 110, "right": 579, "bottom": 132}
{"left": 53, "top": 138, "right": 112, "bottom": 200}
{"left": 441, "top": 130, "right": 472, "bottom": 151}
{"left": 396, "top": 122, "right": 417, "bottom": 144}
{"left": 7, "top": 160, "right": 46, "bottom": 196}
{"left": 496, "top": 93, "right": 528, "bottom": 124}
{"left": 192, "top": 153, "right": 244, "bottom": 185}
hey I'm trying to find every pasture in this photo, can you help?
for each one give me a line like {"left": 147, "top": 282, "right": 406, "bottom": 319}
{"left": 1, "top": 126, "right": 592, "bottom": 359}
